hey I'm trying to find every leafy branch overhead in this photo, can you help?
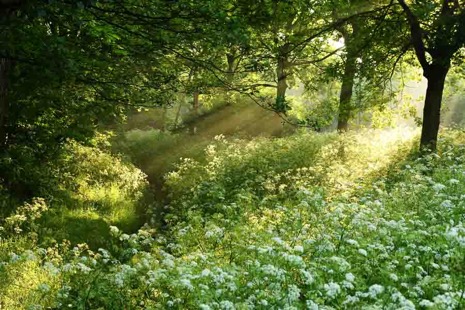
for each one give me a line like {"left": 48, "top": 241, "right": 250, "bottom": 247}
{"left": 2, "top": 1, "right": 465, "bottom": 309}
{"left": 1, "top": 0, "right": 465, "bottom": 198}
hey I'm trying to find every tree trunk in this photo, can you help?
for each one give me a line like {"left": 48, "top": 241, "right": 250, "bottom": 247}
{"left": 337, "top": 52, "right": 356, "bottom": 131}
{"left": 192, "top": 91, "right": 200, "bottom": 115}
{"left": 420, "top": 64, "right": 449, "bottom": 151}
{"left": 0, "top": 57, "right": 11, "bottom": 147}
{"left": 276, "top": 55, "right": 288, "bottom": 112}
{"left": 226, "top": 52, "right": 235, "bottom": 106}
{"left": 188, "top": 91, "right": 200, "bottom": 135}
{"left": 337, "top": 24, "right": 359, "bottom": 132}
{"left": 160, "top": 106, "right": 167, "bottom": 132}
{"left": 173, "top": 99, "right": 183, "bottom": 130}
{"left": 226, "top": 52, "right": 235, "bottom": 84}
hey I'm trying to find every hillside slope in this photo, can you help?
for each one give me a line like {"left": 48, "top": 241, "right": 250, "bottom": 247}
{"left": 2, "top": 129, "right": 465, "bottom": 309}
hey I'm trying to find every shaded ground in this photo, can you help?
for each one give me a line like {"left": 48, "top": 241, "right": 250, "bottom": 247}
{"left": 177, "top": 103, "right": 292, "bottom": 137}
{"left": 115, "top": 103, "right": 295, "bottom": 200}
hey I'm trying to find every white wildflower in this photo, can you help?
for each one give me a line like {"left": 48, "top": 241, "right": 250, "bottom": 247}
{"left": 419, "top": 300, "right": 434, "bottom": 307}
{"left": 38, "top": 283, "right": 50, "bottom": 293}
{"left": 120, "top": 233, "right": 130, "bottom": 241}
{"left": 205, "top": 225, "right": 224, "bottom": 239}
{"left": 358, "top": 248, "right": 368, "bottom": 256}
{"left": 441, "top": 200, "right": 454, "bottom": 209}
{"left": 391, "top": 291, "right": 415, "bottom": 309}
{"left": 324, "top": 282, "right": 341, "bottom": 298}
{"left": 76, "top": 263, "right": 91, "bottom": 273}
{"left": 342, "top": 280, "right": 354, "bottom": 290}
{"left": 282, "top": 253, "right": 304, "bottom": 267}
{"left": 343, "top": 295, "right": 359, "bottom": 305}
{"left": 43, "top": 262, "right": 59, "bottom": 276}
{"left": 300, "top": 269, "right": 315, "bottom": 284}
{"left": 288, "top": 284, "right": 301, "bottom": 302}
{"left": 368, "top": 284, "right": 384, "bottom": 298}
{"left": 219, "top": 300, "right": 234, "bottom": 309}
{"left": 433, "top": 293, "right": 456, "bottom": 307}
{"left": 346, "top": 239, "right": 359, "bottom": 246}
{"left": 180, "top": 279, "right": 194, "bottom": 291}
{"left": 201, "top": 269, "right": 211, "bottom": 277}
{"left": 272, "top": 236, "right": 285, "bottom": 245}
{"left": 445, "top": 223, "right": 465, "bottom": 246}
{"left": 345, "top": 273, "right": 355, "bottom": 282}
{"left": 10, "top": 253, "right": 20, "bottom": 262}
{"left": 162, "top": 257, "right": 175, "bottom": 268}
{"left": 306, "top": 300, "right": 319, "bottom": 310}
{"left": 109, "top": 225, "right": 120, "bottom": 236}
{"left": 432, "top": 183, "right": 446, "bottom": 192}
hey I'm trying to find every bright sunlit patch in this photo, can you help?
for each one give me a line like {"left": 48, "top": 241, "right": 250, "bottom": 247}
{"left": 329, "top": 37, "right": 345, "bottom": 49}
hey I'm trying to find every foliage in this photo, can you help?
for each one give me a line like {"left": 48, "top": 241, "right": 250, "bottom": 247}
{"left": 2, "top": 0, "right": 465, "bottom": 307}
{"left": 8, "top": 129, "right": 465, "bottom": 309}
{"left": 0, "top": 0, "right": 216, "bottom": 197}
{"left": 164, "top": 128, "right": 415, "bottom": 210}
{"left": 44, "top": 140, "right": 149, "bottom": 246}
{"left": 0, "top": 135, "right": 150, "bottom": 252}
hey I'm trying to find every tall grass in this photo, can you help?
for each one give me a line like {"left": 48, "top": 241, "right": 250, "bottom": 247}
{"left": 5, "top": 128, "right": 465, "bottom": 310}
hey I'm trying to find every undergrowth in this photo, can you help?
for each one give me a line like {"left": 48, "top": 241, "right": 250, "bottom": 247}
{"left": 1, "top": 134, "right": 150, "bottom": 251}
{"left": 2, "top": 128, "right": 465, "bottom": 309}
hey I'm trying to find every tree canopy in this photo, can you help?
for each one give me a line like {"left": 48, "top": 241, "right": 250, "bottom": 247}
{"left": 1, "top": 0, "right": 465, "bottom": 196}
{"left": 3, "top": 2, "right": 465, "bottom": 308}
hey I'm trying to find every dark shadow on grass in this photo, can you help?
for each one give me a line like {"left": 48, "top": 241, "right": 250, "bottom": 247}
{"left": 39, "top": 212, "right": 112, "bottom": 249}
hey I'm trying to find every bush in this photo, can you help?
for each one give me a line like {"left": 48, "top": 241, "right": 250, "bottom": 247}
{"left": 39, "top": 139, "right": 150, "bottom": 247}
{"left": 4, "top": 129, "right": 465, "bottom": 309}
{"left": 164, "top": 128, "right": 417, "bottom": 217}
{"left": 1, "top": 135, "right": 150, "bottom": 251}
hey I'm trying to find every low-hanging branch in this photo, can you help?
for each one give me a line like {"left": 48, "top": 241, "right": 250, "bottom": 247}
{"left": 288, "top": 0, "right": 396, "bottom": 55}
{"left": 288, "top": 47, "right": 344, "bottom": 67}
{"left": 396, "top": 0, "right": 430, "bottom": 73}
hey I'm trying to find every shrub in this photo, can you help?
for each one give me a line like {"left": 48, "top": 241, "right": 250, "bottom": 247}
{"left": 4, "top": 129, "right": 465, "bottom": 309}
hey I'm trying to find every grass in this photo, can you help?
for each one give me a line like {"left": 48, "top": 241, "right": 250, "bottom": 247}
{"left": 0, "top": 140, "right": 153, "bottom": 250}
{"left": 4, "top": 128, "right": 465, "bottom": 309}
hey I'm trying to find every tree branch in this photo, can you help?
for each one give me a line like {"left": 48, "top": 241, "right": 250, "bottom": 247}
{"left": 289, "top": 2, "right": 396, "bottom": 55}
{"left": 288, "top": 47, "right": 343, "bottom": 67}
{"left": 389, "top": 40, "right": 412, "bottom": 79}
{"left": 397, "top": 0, "right": 430, "bottom": 73}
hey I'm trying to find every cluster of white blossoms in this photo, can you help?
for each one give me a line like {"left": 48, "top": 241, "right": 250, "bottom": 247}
{"left": 4, "top": 130, "right": 465, "bottom": 309}
{"left": 445, "top": 222, "right": 465, "bottom": 247}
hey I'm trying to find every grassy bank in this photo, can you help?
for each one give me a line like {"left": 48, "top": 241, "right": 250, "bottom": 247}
{"left": 3, "top": 128, "right": 465, "bottom": 309}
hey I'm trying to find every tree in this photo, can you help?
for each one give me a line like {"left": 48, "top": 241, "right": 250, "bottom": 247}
{"left": 0, "top": 0, "right": 182, "bottom": 196}
{"left": 326, "top": 0, "right": 406, "bottom": 131}
{"left": 0, "top": 0, "right": 21, "bottom": 147}
{"left": 230, "top": 0, "right": 341, "bottom": 114}
{"left": 397, "top": 0, "right": 465, "bottom": 150}
{"left": 233, "top": 0, "right": 405, "bottom": 129}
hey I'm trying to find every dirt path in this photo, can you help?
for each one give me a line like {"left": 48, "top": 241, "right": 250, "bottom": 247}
{"left": 121, "top": 103, "right": 294, "bottom": 204}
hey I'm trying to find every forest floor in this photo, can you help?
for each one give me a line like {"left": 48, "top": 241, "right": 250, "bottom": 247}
{"left": 113, "top": 103, "right": 293, "bottom": 200}
{"left": 4, "top": 106, "right": 465, "bottom": 309}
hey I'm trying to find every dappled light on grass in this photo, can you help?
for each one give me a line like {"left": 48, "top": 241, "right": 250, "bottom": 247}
{"left": 164, "top": 127, "right": 419, "bottom": 206}
{"left": 4, "top": 140, "right": 152, "bottom": 249}
{"left": 4, "top": 129, "right": 465, "bottom": 309}
{"left": 319, "top": 127, "right": 419, "bottom": 198}
{"left": 112, "top": 103, "right": 288, "bottom": 187}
